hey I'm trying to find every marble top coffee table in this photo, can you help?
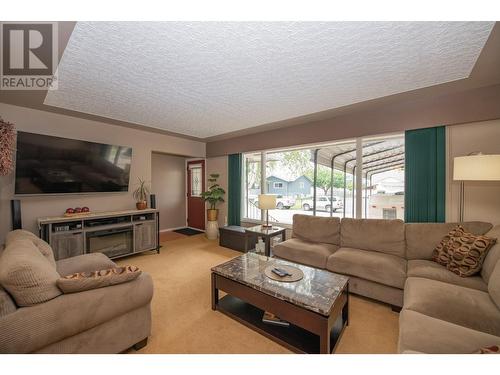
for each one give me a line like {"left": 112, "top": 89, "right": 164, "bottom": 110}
{"left": 211, "top": 253, "right": 349, "bottom": 354}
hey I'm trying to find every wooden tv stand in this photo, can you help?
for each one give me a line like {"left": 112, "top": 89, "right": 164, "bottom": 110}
{"left": 38, "top": 208, "right": 159, "bottom": 261}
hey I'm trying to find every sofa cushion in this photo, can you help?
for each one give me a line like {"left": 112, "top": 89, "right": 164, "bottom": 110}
{"left": 407, "top": 260, "right": 488, "bottom": 291}
{"left": 0, "top": 285, "right": 17, "bottom": 317}
{"left": 291, "top": 214, "right": 340, "bottom": 245}
{"left": 432, "top": 225, "right": 496, "bottom": 277}
{"left": 405, "top": 221, "right": 493, "bottom": 260}
{"left": 327, "top": 247, "right": 407, "bottom": 289}
{"left": 57, "top": 265, "right": 142, "bottom": 293}
{"left": 56, "top": 253, "right": 116, "bottom": 277}
{"left": 340, "top": 218, "right": 405, "bottom": 257}
{"left": 404, "top": 277, "right": 500, "bottom": 336}
{"left": 489, "top": 260, "right": 500, "bottom": 310}
{"left": 0, "top": 239, "right": 62, "bottom": 306}
{"left": 273, "top": 238, "right": 337, "bottom": 269}
{"left": 482, "top": 225, "right": 500, "bottom": 283}
{"left": 6, "top": 229, "right": 56, "bottom": 267}
{"left": 398, "top": 309, "right": 500, "bottom": 354}
{"left": 347, "top": 275, "right": 404, "bottom": 307}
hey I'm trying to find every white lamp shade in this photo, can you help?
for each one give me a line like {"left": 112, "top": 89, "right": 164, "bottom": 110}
{"left": 258, "top": 194, "right": 276, "bottom": 209}
{"left": 453, "top": 155, "right": 500, "bottom": 181}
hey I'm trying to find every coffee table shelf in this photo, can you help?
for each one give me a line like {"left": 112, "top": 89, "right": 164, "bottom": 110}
{"left": 217, "top": 294, "right": 346, "bottom": 354}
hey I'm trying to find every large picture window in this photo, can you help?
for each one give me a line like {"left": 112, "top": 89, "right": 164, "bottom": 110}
{"left": 241, "top": 133, "right": 405, "bottom": 225}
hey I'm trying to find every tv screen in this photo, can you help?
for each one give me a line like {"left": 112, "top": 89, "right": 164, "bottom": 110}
{"left": 15, "top": 132, "right": 132, "bottom": 195}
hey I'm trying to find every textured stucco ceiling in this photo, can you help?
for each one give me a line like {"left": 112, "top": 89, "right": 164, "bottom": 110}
{"left": 44, "top": 22, "right": 494, "bottom": 138}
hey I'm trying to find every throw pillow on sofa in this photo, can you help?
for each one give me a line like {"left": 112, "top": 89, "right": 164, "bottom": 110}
{"left": 57, "top": 265, "right": 142, "bottom": 293}
{"left": 432, "top": 225, "right": 496, "bottom": 277}
{"left": 0, "top": 239, "right": 62, "bottom": 306}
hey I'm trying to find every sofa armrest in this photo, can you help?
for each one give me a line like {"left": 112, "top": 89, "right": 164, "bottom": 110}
{"left": 0, "top": 272, "right": 153, "bottom": 353}
{"left": 56, "top": 253, "right": 117, "bottom": 276}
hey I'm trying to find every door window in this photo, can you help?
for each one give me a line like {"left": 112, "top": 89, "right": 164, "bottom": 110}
{"left": 190, "top": 165, "right": 202, "bottom": 197}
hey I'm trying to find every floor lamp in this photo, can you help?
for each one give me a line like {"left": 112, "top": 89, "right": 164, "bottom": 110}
{"left": 453, "top": 153, "right": 500, "bottom": 222}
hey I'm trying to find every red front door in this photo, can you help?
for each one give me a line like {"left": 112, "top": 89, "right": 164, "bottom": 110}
{"left": 187, "top": 160, "right": 205, "bottom": 230}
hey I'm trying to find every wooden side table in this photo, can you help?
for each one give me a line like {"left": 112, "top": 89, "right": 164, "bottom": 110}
{"left": 244, "top": 225, "right": 286, "bottom": 257}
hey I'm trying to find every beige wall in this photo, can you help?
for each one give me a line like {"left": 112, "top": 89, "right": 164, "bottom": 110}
{"left": 0, "top": 103, "right": 205, "bottom": 243}
{"left": 151, "top": 152, "right": 187, "bottom": 231}
{"left": 206, "top": 156, "right": 228, "bottom": 227}
{"left": 446, "top": 119, "right": 500, "bottom": 225}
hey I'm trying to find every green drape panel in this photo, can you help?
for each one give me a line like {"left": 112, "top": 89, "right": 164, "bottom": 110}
{"left": 405, "top": 126, "right": 446, "bottom": 223}
{"left": 228, "top": 153, "right": 242, "bottom": 226}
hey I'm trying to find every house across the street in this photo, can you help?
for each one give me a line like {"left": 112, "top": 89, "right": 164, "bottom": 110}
{"left": 266, "top": 175, "right": 312, "bottom": 197}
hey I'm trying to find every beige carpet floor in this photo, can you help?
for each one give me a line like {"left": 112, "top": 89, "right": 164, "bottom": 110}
{"left": 117, "top": 234, "right": 399, "bottom": 354}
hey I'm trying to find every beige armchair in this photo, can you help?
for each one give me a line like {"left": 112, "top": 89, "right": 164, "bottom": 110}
{"left": 0, "top": 231, "right": 153, "bottom": 354}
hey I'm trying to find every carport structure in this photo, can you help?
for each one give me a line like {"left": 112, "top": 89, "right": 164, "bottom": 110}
{"left": 310, "top": 136, "right": 405, "bottom": 217}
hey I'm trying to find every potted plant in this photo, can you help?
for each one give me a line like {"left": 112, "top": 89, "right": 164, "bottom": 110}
{"left": 201, "top": 174, "right": 225, "bottom": 239}
{"left": 133, "top": 178, "right": 150, "bottom": 210}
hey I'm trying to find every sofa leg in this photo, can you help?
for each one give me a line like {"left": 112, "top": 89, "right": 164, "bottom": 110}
{"left": 391, "top": 305, "right": 402, "bottom": 313}
{"left": 133, "top": 338, "right": 148, "bottom": 351}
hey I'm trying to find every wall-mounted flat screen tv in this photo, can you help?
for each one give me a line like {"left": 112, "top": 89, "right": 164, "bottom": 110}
{"left": 15, "top": 132, "right": 132, "bottom": 195}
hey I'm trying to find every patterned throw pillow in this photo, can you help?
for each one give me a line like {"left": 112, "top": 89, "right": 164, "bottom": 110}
{"left": 57, "top": 265, "right": 141, "bottom": 294}
{"left": 432, "top": 226, "right": 496, "bottom": 277}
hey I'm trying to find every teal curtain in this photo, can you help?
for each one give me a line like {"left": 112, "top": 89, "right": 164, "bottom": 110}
{"left": 227, "top": 154, "right": 242, "bottom": 226}
{"left": 405, "top": 126, "right": 446, "bottom": 223}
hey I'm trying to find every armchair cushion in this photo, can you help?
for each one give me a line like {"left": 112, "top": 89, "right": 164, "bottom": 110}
{"left": 56, "top": 253, "right": 116, "bottom": 276}
{"left": 57, "top": 265, "right": 142, "bottom": 293}
{"left": 0, "top": 286, "right": 17, "bottom": 317}
{"left": 0, "top": 239, "right": 61, "bottom": 306}
{"left": 6, "top": 229, "right": 56, "bottom": 267}
{"left": 0, "top": 272, "right": 153, "bottom": 353}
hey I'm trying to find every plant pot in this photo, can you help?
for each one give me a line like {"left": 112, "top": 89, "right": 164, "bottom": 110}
{"left": 136, "top": 201, "right": 147, "bottom": 210}
{"left": 207, "top": 209, "right": 218, "bottom": 221}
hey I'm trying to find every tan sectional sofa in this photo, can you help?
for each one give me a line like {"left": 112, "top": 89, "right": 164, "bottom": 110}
{"left": 0, "top": 230, "right": 154, "bottom": 354}
{"left": 273, "top": 214, "right": 500, "bottom": 353}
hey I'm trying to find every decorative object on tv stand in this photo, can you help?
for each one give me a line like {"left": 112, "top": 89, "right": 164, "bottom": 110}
{"left": 133, "top": 178, "right": 150, "bottom": 210}
{"left": 201, "top": 173, "right": 226, "bottom": 240}
{"left": 258, "top": 194, "right": 276, "bottom": 228}
{"left": 453, "top": 153, "right": 500, "bottom": 221}
{"left": 64, "top": 206, "right": 90, "bottom": 217}
{"left": 0, "top": 117, "right": 15, "bottom": 176}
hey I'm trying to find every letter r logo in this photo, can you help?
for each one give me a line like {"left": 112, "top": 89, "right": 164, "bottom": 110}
{"left": 2, "top": 23, "right": 54, "bottom": 76}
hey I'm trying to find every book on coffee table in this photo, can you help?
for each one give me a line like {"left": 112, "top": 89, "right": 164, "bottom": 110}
{"left": 262, "top": 311, "right": 290, "bottom": 327}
